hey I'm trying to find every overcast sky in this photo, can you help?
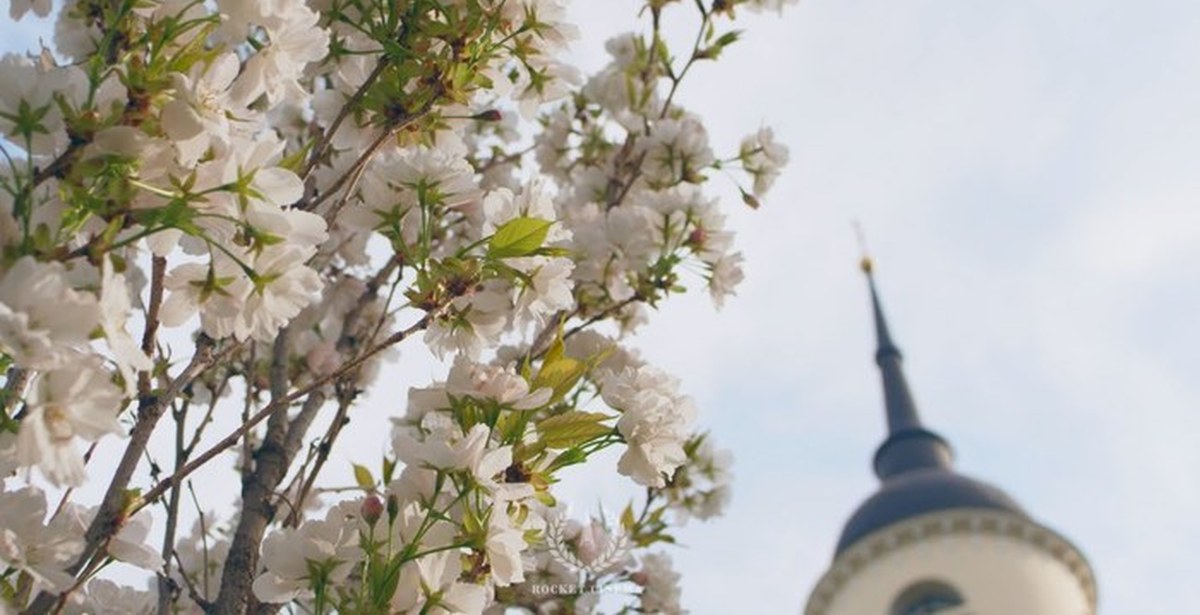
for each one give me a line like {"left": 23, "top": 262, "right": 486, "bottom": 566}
{"left": 4, "top": 2, "right": 1199, "bottom": 613}
{"left": 558, "top": 1, "right": 1200, "bottom": 613}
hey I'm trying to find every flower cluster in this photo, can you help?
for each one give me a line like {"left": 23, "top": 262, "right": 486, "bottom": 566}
{"left": 0, "top": 0, "right": 793, "bottom": 612}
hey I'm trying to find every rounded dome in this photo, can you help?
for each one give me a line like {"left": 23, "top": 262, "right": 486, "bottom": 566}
{"left": 836, "top": 468, "right": 1025, "bottom": 554}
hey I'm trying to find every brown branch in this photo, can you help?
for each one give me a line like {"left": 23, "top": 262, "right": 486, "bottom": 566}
{"left": 212, "top": 250, "right": 413, "bottom": 610}
{"left": 300, "top": 59, "right": 391, "bottom": 184}
{"left": 305, "top": 127, "right": 395, "bottom": 214}
{"left": 564, "top": 295, "right": 641, "bottom": 341}
{"left": 281, "top": 392, "right": 353, "bottom": 529}
{"left": 31, "top": 144, "right": 81, "bottom": 188}
{"left": 475, "top": 143, "right": 536, "bottom": 175}
{"left": 210, "top": 387, "right": 326, "bottom": 615}
{"left": 278, "top": 256, "right": 401, "bottom": 527}
{"left": 302, "top": 85, "right": 445, "bottom": 217}
{"left": 132, "top": 314, "right": 435, "bottom": 514}
{"left": 172, "top": 550, "right": 211, "bottom": 612}
{"left": 156, "top": 399, "right": 190, "bottom": 615}
{"left": 24, "top": 336, "right": 230, "bottom": 615}
{"left": 139, "top": 256, "right": 166, "bottom": 398}
{"left": 84, "top": 338, "right": 218, "bottom": 549}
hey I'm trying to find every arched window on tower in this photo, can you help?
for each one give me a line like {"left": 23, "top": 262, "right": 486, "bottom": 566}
{"left": 890, "top": 580, "right": 966, "bottom": 615}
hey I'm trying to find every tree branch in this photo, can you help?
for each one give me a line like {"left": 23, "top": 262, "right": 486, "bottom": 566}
{"left": 210, "top": 387, "right": 326, "bottom": 615}
{"left": 132, "top": 314, "right": 436, "bottom": 515}
{"left": 24, "top": 336, "right": 230, "bottom": 615}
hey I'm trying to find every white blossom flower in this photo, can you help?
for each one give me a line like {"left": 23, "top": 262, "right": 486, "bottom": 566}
{"left": 0, "top": 57, "right": 86, "bottom": 152}
{"left": 485, "top": 513, "right": 528, "bottom": 586}
{"left": 602, "top": 367, "right": 696, "bottom": 488}
{"left": 632, "top": 552, "right": 685, "bottom": 615}
{"left": 252, "top": 513, "right": 359, "bottom": 604}
{"left": 743, "top": 0, "right": 802, "bottom": 14}
{"left": 352, "top": 148, "right": 480, "bottom": 233}
{"left": 245, "top": 202, "right": 327, "bottom": 251}
{"left": 499, "top": 0, "right": 579, "bottom": 50}
{"left": 105, "top": 509, "right": 164, "bottom": 571}
{"left": 564, "top": 331, "right": 644, "bottom": 381}
{"left": 739, "top": 126, "right": 790, "bottom": 197}
{"left": 9, "top": 0, "right": 51, "bottom": 20}
{"left": 0, "top": 257, "right": 99, "bottom": 370}
{"left": 445, "top": 356, "right": 552, "bottom": 411}
{"left": 509, "top": 255, "right": 576, "bottom": 323}
{"left": 54, "top": 1, "right": 103, "bottom": 61}
{"left": 706, "top": 252, "right": 745, "bottom": 309}
{"left": 161, "top": 53, "right": 247, "bottom": 165}
{"left": 512, "top": 58, "right": 582, "bottom": 118}
{"left": 0, "top": 486, "right": 84, "bottom": 594}
{"left": 392, "top": 551, "right": 490, "bottom": 614}
{"left": 99, "top": 260, "right": 153, "bottom": 393}
{"left": 664, "top": 435, "right": 734, "bottom": 523}
{"left": 160, "top": 259, "right": 249, "bottom": 340}
{"left": 424, "top": 283, "right": 510, "bottom": 359}
{"left": 641, "top": 116, "right": 715, "bottom": 187}
{"left": 68, "top": 579, "right": 156, "bottom": 615}
{"left": 583, "top": 33, "right": 660, "bottom": 123}
{"left": 230, "top": 4, "right": 330, "bottom": 105}
{"left": 482, "top": 181, "right": 569, "bottom": 243}
{"left": 236, "top": 245, "right": 325, "bottom": 342}
{"left": 565, "top": 202, "right": 656, "bottom": 302}
{"left": 471, "top": 441, "right": 534, "bottom": 503}
{"left": 394, "top": 423, "right": 494, "bottom": 472}
{"left": 16, "top": 361, "right": 124, "bottom": 486}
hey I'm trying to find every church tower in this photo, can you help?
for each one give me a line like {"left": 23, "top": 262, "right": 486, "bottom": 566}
{"left": 804, "top": 259, "right": 1098, "bottom": 615}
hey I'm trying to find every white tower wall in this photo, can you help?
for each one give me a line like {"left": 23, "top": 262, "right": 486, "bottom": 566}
{"left": 805, "top": 509, "right": 1096, "bottom": 615}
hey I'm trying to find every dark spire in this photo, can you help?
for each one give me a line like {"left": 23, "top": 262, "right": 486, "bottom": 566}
{"left": 831, "top": 246, "right": 1027, "bottom": 555}
{"left": 859, "top": 257, "right": 954, "bottom": 480}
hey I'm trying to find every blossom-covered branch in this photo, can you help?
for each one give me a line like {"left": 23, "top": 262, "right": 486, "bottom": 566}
{"left": 0, "top": 0, "right": 795, "bottom": 613}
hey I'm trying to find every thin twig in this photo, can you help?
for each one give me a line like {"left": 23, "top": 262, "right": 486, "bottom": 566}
{"left": 133, "top": 314, "right": 436, "bottom": 513}
{"left": 301, "top": 59, "right": 391, "bottom": 183}
{"left": 156, "top": 398, "right": 190, "bottom": 615}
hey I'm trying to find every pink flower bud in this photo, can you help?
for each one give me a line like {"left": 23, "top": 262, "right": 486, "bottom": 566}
{"left": 362, "top": 494, "right": 384, "bottom": 526}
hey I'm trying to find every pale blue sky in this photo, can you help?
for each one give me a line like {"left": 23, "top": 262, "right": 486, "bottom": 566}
{"left": 559, "top": 1, "right": 1200, "bottom": 613}
{"left": 3, "top": 2, "right": 1198, "bottom": 613}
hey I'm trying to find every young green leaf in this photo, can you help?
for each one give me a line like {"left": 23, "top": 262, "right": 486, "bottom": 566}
{"left": 488, "top": 216, "right": 553, "bottom": 259}
{"left": 353, "top": 463, "right": 376, "bottom": 490}
{"left": 537, "top": 411, "right": 613, "bottom": 449}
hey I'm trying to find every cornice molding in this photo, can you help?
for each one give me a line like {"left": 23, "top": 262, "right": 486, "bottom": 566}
{"left": 804, "top": 508, "right": 1097, "bottom": 615}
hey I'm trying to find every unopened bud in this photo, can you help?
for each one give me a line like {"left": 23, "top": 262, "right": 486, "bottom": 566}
{"left": 474, "top": 109, "right": 503, "bottom": 122}
{"left": 362, "top": 494, "right": 384, "bottom": 526}
{"left": 741, "top": 190, "right": 761, "bottom": 210}
{"left": 387, "top": 493, "right": 400, "bottom": 524}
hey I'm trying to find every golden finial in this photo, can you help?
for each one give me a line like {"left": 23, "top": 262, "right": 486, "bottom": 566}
{"left": 853, "top": 220, "right": 874, "bottom": 274}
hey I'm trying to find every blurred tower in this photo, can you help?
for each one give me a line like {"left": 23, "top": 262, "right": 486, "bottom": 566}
{"left": 803, "top": 259, "right": 1097, "bottom": 615}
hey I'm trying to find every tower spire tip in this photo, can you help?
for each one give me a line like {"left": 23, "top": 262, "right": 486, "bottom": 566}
{"left": 853, "top": 220, "right": 874, "bottom": 274}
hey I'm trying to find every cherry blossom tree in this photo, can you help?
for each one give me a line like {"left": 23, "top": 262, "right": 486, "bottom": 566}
{"left": 0, "top": 0, "right": 793, "bottom": 613}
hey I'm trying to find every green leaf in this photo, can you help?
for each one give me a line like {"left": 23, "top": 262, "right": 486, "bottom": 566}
{"left": 461, "top": 505, "right": 483, "bottom": 537}
{"left": 545, "top": 446, "right": 587, "bottom": 472}
{"left": 353, "top": 463, "right": 375, "bottom": 490}
{"left": 533, "top": 356, "right": 587, "bottom": 405}
{"left": 537, "top": 411, "right": 613, "bottom": 449}
{"left": 382, "top": 456, "right": 397, "bottom": 483}
{"left": 534, "top": 490, "right": 557, "bottom": 507}
{"left": 488, "top": 216, "right": 553, "bottom": 259}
